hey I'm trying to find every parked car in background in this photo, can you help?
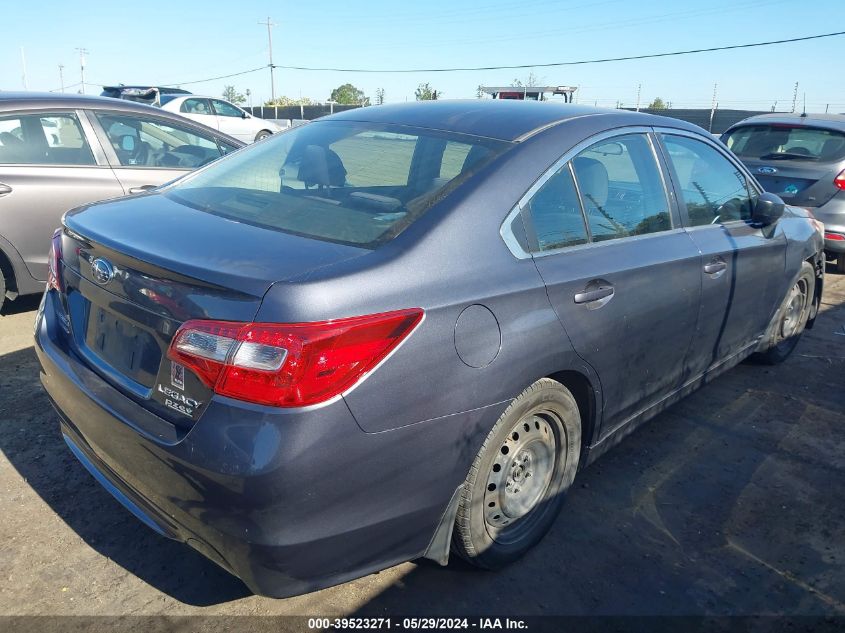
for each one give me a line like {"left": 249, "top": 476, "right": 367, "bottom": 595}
{"left": 36, "top": 101, "right": 823, "bottom": 598}
{"left": 722, "top": 113, "right": 845, "bottom": 272}
{"left": 159, "top": 95, "right": 284, "bottom": 143}
{"left": 0, "top": 92, "right": 243, "bottom": 312}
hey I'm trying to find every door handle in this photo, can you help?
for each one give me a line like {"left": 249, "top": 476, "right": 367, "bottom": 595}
{"left": 0, "top": 183, "right": 12, "bottom": 196}
{"left": 128, "top": 184, "right": 157, "bottom": 194}
{"left": 574, "top": 285, "right": 614, "bottom": 304}
{"left": 703, "top": 261, "right": 727, "bottom": 274}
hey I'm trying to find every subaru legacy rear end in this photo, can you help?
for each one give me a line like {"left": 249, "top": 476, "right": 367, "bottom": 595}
{"left": 35, "top": 118, "right": 511, "bottom": 596}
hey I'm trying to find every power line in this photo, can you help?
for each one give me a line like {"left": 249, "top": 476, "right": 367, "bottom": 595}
{"left": 272, "top": 29, "right": 845, "bottom": 73}
{"left": 159, "top": 65, "right": 267, "bottom": 87}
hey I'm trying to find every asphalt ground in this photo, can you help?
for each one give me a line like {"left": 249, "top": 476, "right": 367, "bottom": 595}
{"left": 1, "top": 266, "right": 843, "bottom": 630}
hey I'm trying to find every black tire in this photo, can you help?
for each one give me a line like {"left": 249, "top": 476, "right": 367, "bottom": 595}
{"left": 452, "top": 378, "right": 581, "bottom": 569}
{"left": 753, "top": 261, "right": 815, "bottom": 365}
{"left": 0, "top": 270, "right": 5, "bottom": 314}
{"left": 836, "top": 255, "right": 845, "bottom": 275}
{"left": 254, "top": 130, "right": 272, "bottom": 142}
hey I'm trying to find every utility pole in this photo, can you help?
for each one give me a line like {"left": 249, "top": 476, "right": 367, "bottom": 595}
{"left": 76, "top": 48, "right": 89, "bottom": 95}
{"left": 20, "top": 47, "right": 28, "bottom": 89}
{"left": 635, "top": 83, "right": 641, "bottom": 112}
{"left": 791, "top": 81, "right": 798, "bottom": 113}
{"left": 259, "top": 17, "right": 277, "bottom": 103}
{"left": 58, "top": 64, "right": 65, "bottom": 93}
{"left": 708, "top": 83, "right": 718, "bottom": 133}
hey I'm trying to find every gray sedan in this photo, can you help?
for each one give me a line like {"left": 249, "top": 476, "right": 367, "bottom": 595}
{"left": 0, "top": 92, "right": 243, "bottom": 311}
{"left": 722, "top": 113, "right": 845, "bottom": 272}
{"left": 36, "top": 101, "right": 824, "bottom": 597}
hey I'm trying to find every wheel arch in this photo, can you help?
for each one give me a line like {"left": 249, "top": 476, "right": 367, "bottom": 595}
{"left": 0, "top": 244, "right": 18, "bottom": 297}
{"left": 545, "top": 369, "right": 599, "bottom": 467}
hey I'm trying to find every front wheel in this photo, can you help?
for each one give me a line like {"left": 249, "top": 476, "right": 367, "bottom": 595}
{"left": 452, "top": 378, "right": 580, "bottom": 569}
{"left": 254, "top": 130, "right": 272, "bottom": 142}
{"left": 754, "top": 261, "right": 815, "bottom": 364}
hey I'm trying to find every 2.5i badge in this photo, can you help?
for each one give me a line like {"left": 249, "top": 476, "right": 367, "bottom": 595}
{"left": 171, "top": 362, "right": 185, "bottom": 390}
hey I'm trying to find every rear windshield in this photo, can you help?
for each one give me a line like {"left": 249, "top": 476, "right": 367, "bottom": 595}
{"left": 166, "top": 120, "right": 510, "bottom": 248}
{"left": 724, "top": 124, "right": 845, "bottom": 162}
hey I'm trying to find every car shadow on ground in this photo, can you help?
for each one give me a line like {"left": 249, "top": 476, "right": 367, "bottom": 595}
{"left": 0, "top": 294, "right": 41, "bottom": 317}
{"left": 0, "top": 346, "right": 250, "bottom": 606}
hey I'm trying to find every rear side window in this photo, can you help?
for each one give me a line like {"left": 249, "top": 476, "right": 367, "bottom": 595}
{"left": 661, "top": 134, "right": 755, "bottom": 226}
{"left": 167, "top": 120, "right": 510, "bottom": 248}
{"left": 525, "top": 164, "right": 588, "bottom": 251}
{"left": 572, "top": 134, "right": 671, "bottom": 241}
{"left": 0, "top": 113, "right": 95, "bottom": 166}
{"left": 724, "top": 124, "right": 845, "bottom": 162}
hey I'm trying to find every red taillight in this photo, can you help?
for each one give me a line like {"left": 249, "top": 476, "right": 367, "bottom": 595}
{"left": 168, "top": 308, "right": 424, "bottom": 407}
{"left": 835, "top": 170, "right": 845, "bottom": 191}
{"left": 46, "top": 229, "right": 63, "bottom": 292}
{"left": 825, "top": 232, "right": 845, "bottom": 241}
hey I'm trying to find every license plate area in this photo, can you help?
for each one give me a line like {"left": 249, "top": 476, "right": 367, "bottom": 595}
{"left": 85, "top": 306, "right": 162, "bottom": 389}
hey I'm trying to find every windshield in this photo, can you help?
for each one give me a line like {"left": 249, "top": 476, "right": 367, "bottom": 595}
{"left": 723, "top": 124, "right": 845, "bottom": 162}
{"left": 166, "top": 120, "right": 509, "bottom": 249}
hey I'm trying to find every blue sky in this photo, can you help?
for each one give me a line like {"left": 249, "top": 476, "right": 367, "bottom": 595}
{"left": 3, "top": 0, "right": 844, "bottom": 112}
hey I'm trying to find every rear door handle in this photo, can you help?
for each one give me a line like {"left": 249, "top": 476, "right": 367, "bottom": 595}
{"left": 703, "top": 261, "right": 727, "bottom": 274}
{"left": 0, "top": 183, "right": 12, "bottom": 196}
{"left": 128, "top": 184, "right": 157, "bottom": 194}
{"left": 574, "top": 285, "right": 614, "bottom": 304}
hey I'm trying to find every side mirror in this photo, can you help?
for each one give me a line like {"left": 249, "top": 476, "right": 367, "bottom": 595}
{"left": 241, "top": 111, "right": 248, "bottom": 119}
{"left": 751, "top": 192, "right": 785, "bottom": 226}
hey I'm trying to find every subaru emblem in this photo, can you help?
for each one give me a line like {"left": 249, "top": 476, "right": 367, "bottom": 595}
{"left": 757, "top": 166, "right": 777, "bottom": 175}
{"left": 91, "top": 258, "right": 115, "bottom": 285}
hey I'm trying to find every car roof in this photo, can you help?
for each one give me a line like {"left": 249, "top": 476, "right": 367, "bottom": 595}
{"left": 0, "top": 91, "right": 176, "bottom": 114}
{"left": 728, "top": 112, "right": 845, "bottom": 132}
{"left": 0, "top": 91, "right": 244, "bottom": 145}
{"left": 325, "top": 99, "right": 703, "bottom": 142}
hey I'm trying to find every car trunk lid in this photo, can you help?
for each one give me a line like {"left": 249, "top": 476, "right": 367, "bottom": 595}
{"left": 743, "top": 158, "right": 842, "bottom": 208}
{"left": 58, "top": 193, "right": 368, "bottom": 428}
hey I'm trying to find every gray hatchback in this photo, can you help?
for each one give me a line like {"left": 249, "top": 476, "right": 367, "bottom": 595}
{"left": 722, "top": 113, "right": 845, "bottom": 272}
{"left": 0, "top": 92, "right": 242, "bottom": 311}
{"left": 35, "top": 101, "right": 824, "bottom": 597}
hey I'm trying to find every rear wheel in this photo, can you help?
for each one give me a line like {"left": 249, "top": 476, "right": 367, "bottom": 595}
{"left": 754, "top": 261, "right": 815, "bottom": 364}
{"left": 452, "top": 378, "right": 580, "bottom": 569}
{"left": 254, "top": 130, "right": 272, "bottom": 142}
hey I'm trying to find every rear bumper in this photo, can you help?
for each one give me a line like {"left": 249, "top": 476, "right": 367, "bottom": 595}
{"left": 813, "top": 196, "right": 845, "bottom": 254}
{"left": 35, "top": 290, "right": 501, "bottom": 597}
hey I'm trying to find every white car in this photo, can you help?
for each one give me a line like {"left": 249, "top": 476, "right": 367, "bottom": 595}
{"left": 160, "top": 95, "right": 283, "bottom": 143}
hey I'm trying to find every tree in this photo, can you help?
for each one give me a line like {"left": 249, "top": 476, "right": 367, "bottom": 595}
{"left": 264, "top": 96, "right": 312, "bottom": 106}
{"left": 648, "top": 97, "right": 667, "bottom": 110}
{"left": 330, "top": 83, "right": 370, "bottom": 106}
{"left": 375, "top": 88, "right": 385, "bottom": 105}
{"left": 511, "top": 72, "right": 542, "bottom": 89}
{"left": 222, "top": 85, "right": 246, "bottom": 105}
{"left": 415, "top": 82, "right": 439, "bottom": 101}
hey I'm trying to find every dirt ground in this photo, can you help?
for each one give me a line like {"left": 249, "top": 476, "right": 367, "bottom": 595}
{"left": 1, "top": 268, "right": 844, "bottom": 623}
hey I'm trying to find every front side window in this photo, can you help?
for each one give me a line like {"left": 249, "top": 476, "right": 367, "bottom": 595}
{"left": 167, "top": 120, "right": 509, "bottom": 248}
{"left": 211, "top": 99, "right": 244, "bottom": 118}
{"left": 0, "top": 113, "right": 95, "bottom": 165}
{"left": 661, "top": 134, "right": 755, "bottom": 226}
{"left": 571, "top": 134, "right": 671, "bottom": 242}
{"left": 96, "top": 113, "right": 228, "bottom": 168}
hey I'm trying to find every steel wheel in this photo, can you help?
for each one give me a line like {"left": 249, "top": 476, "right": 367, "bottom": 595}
{"left": 484, "top": 412, "right": 559, "bottom": 544}
{"left": 452, "top": 378, "right": 581, "bottom": 569}
{"left": 775, "top": 276, "right": 810, "bottom": 345}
